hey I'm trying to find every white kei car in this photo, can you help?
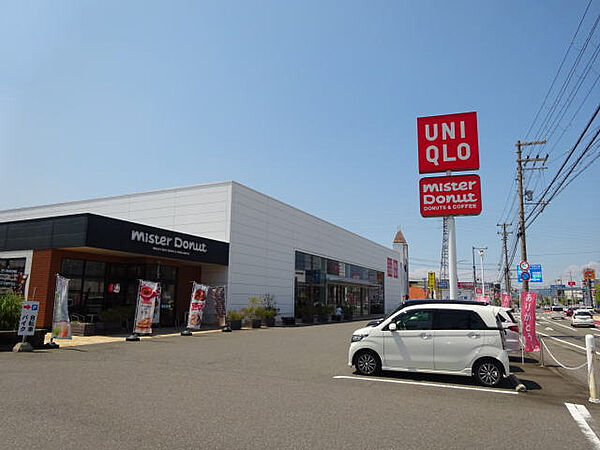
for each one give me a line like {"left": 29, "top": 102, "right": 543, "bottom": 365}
{"left": 348, "top": 303, "right": 511, "bottom": 387}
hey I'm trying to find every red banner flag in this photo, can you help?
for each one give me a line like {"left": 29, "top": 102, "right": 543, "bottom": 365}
{"left": 501, "top": 293, "right": 511, "bottom": 308}
{"left": 520, "top": 292, "right": 540, "bottom": 351}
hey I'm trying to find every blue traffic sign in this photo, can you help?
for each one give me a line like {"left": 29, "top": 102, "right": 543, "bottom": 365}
{"left": 517, "top": 264, "right": 543, "bottom": 283}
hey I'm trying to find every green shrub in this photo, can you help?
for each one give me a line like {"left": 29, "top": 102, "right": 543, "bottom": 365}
{"left": 0, "top": 293, "right": 24, "bottom": 330}
{"left": 226, "top": 310, "right": 245, "bottom": 321}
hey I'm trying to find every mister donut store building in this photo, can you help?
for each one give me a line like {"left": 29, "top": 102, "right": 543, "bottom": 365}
{"left": 0, "top": 181, "right": 408, "bottom": 330}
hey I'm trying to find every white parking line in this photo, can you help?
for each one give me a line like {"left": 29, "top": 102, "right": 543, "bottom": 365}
{"left": 332, "top": 375, "right": 518, "bottom": 395}
{"left": 566, "top": 403, "right": 600, "bottom": 449}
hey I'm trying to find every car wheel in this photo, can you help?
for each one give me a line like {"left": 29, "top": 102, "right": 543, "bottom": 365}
{"left": 474, "top": 359, "right": 502, "bottom": 387}
{"left": 355, "top": 351, "right": 381, "bottom": 376}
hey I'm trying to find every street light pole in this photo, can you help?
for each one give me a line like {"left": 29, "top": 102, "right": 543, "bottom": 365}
{"left": 472, "top": 246, "right": 487, "bottom": 299}
{"left": 479, "top": 248, "right": 486, "bottom": 298}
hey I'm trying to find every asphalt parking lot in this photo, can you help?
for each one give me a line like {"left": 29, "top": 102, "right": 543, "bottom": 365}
{"left": 1, "top": 321, "right": 599, "bottom": 449}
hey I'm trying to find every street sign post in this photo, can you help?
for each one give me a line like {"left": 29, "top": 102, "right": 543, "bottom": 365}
{"left": 427, "top": 272, "right": 436, "bottom": 295}
{"left": 18, "top": 301, "right": 39, "bottom": 337}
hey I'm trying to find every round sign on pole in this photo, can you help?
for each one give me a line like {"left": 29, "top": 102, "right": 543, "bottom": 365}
{"left": 521, "top": 272, "right": 531, "bottom": 281}
{"left": 519, "top": 261, "right": 530, "bottom": 271}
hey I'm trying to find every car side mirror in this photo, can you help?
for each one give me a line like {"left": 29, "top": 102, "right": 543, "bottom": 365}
{"left": 389, "top": 323, "right": 397, "bottom": 332}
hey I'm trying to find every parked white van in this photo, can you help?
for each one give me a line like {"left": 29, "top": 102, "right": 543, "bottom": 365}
{"left": 348, "top": 303, "right": 511, "bottom": 387}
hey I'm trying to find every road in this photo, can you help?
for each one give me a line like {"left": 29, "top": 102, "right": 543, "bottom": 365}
{"left": 529, "top": 310, "right": 600, "bottom": 388}
{"left": 1, "top": 320, "right": 599, "bottom": 449}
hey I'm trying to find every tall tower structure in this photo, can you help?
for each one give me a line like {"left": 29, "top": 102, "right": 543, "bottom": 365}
{"left": 440, "top": 217, "right": 449, "bottom": 282}
{"left": 393, "top": 229, "right": 409, "bottom": 301}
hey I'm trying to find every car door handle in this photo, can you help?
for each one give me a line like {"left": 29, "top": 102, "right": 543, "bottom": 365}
{"left": 420, "top": 333, "right": 432, "bottom": 340}
{"left": 467, "top": 332, "right": 480, "bottom": 339}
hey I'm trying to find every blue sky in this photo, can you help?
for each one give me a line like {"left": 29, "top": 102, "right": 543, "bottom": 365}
{"left": 1, "top": 0, "right": 598, "bottom": 287}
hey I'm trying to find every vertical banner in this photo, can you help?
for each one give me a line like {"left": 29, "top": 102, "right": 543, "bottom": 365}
{"left": 386, "top": 258, "right": 393, "bottom": 277}
{"left": 520, "top": 291, "right": 540, "bottom": 351}
{"left": 152, "top": 284, "right": 162, "bottom": 325}
{"left": 209, "top": 286, "right": 226, "bottom": 326}
{"left": 501, "top": 293, "right": 511, "bottom": 308}
{"left": 52, "top": 275, "right": 72, "bottom": 340}
{"left": 187, "top": 283, "right": 208, "bottom": 330}
{"left": 134, "top": 280, "right": 159, "bottom": 335}
{"left": 18, "top": 301, "right": 40, "bottom": 336}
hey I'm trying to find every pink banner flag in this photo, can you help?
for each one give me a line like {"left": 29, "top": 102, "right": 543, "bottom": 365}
{"left": 501, "top": 293, "right": 511, "bottom": 308}
{"left": 475, "top": 295, "right": 489, "bottom": 303}
{"left": 520, "top": 291, "right": 540, "bottom": 351}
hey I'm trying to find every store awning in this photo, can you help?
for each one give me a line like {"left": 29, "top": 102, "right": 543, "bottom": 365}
{"left": 0, "top": 213, "right": 229, "bottom": 265}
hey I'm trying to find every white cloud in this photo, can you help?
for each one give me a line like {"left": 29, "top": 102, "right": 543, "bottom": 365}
{"left": 560, "top": 261, "right": 599, "bottom": 283}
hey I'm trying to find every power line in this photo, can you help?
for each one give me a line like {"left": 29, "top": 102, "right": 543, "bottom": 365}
{"left": 524, "top": 0, "right": 594, "bottom": 140}
{"left": 526, "top": 127, "right": 600, "bottom": 228}
{"left": 532, "top": 11, "right": 600, "bottom": 143}
{"left": 525, "top": 102, "right": 600, "bottom": 224}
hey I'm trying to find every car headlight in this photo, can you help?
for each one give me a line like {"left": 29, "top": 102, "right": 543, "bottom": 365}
{"left": 351, "top": 334, "right": 369, "bottom": 342}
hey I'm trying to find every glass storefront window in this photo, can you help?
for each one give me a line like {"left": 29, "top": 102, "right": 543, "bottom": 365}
{"left": 294, "top": 251, "right": 385, "bottom": 318}
{"left": 60, "top": 258, "right": 179, "bottom": 327}
{"left": 62, "top": 259, "right": 84, "bottom": 277}
{"left": 85, "top": 261, "right": 106, "bottom": 278}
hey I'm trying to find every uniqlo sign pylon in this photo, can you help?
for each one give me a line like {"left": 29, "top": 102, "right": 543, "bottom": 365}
{"left": 417, "top": 111, "right": 480, "bottom": 174}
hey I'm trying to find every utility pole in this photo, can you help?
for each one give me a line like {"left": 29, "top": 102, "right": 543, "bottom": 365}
{"left": 472, "top": 246, "right": 477, "bottom": 289}
{"left": 497, "top": 223, "right": 513, "bottom": 297}
{"left": 515, "top": 140, "right": 547, "bottom": 293}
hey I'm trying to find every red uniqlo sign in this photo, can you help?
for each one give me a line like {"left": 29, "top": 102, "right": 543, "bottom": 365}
{"left": 417, "top": 111, "right": 480, "bottom": 174}
{"left": 419, "top": 174, "right": 482, "bottom": 217}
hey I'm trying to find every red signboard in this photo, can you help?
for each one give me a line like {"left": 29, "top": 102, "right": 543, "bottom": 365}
{"left": 417, "top": 111, "right": 480, "bottom": 174}
{"left": 393, "top": 260, "right": 398, "bottom": 278}
{"left": 584, "top": 269, "right": 596, "bottom": 280}
{"left": 386, "top": 258, "right": 393, "bottom": 277}
{"left": 419, "top": 174, "right": 482, "bottom": 217}
{"left": 568, "top": 281, "right": 576, "bottom": 286}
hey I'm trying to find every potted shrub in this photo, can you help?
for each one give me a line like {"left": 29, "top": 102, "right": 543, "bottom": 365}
{"left": 262, "top": 308, "right": 277, "bottom": 327}
{"left": 226, "top": 310, "right": 244, "bottom": 330}
{"left": 316, "top": 304, "right": 333, "bottom": 323}
{"left": 298, "top": 304, "right": 315, "bottom": 324}
{"left": 243, "top": 297, "right": 263, "bottom": 329}
{"left": 260, "top": 294, "right": 278, "bottom": 327}
{"left": 0, "top": 292, "right": 21, "bottom": 330}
